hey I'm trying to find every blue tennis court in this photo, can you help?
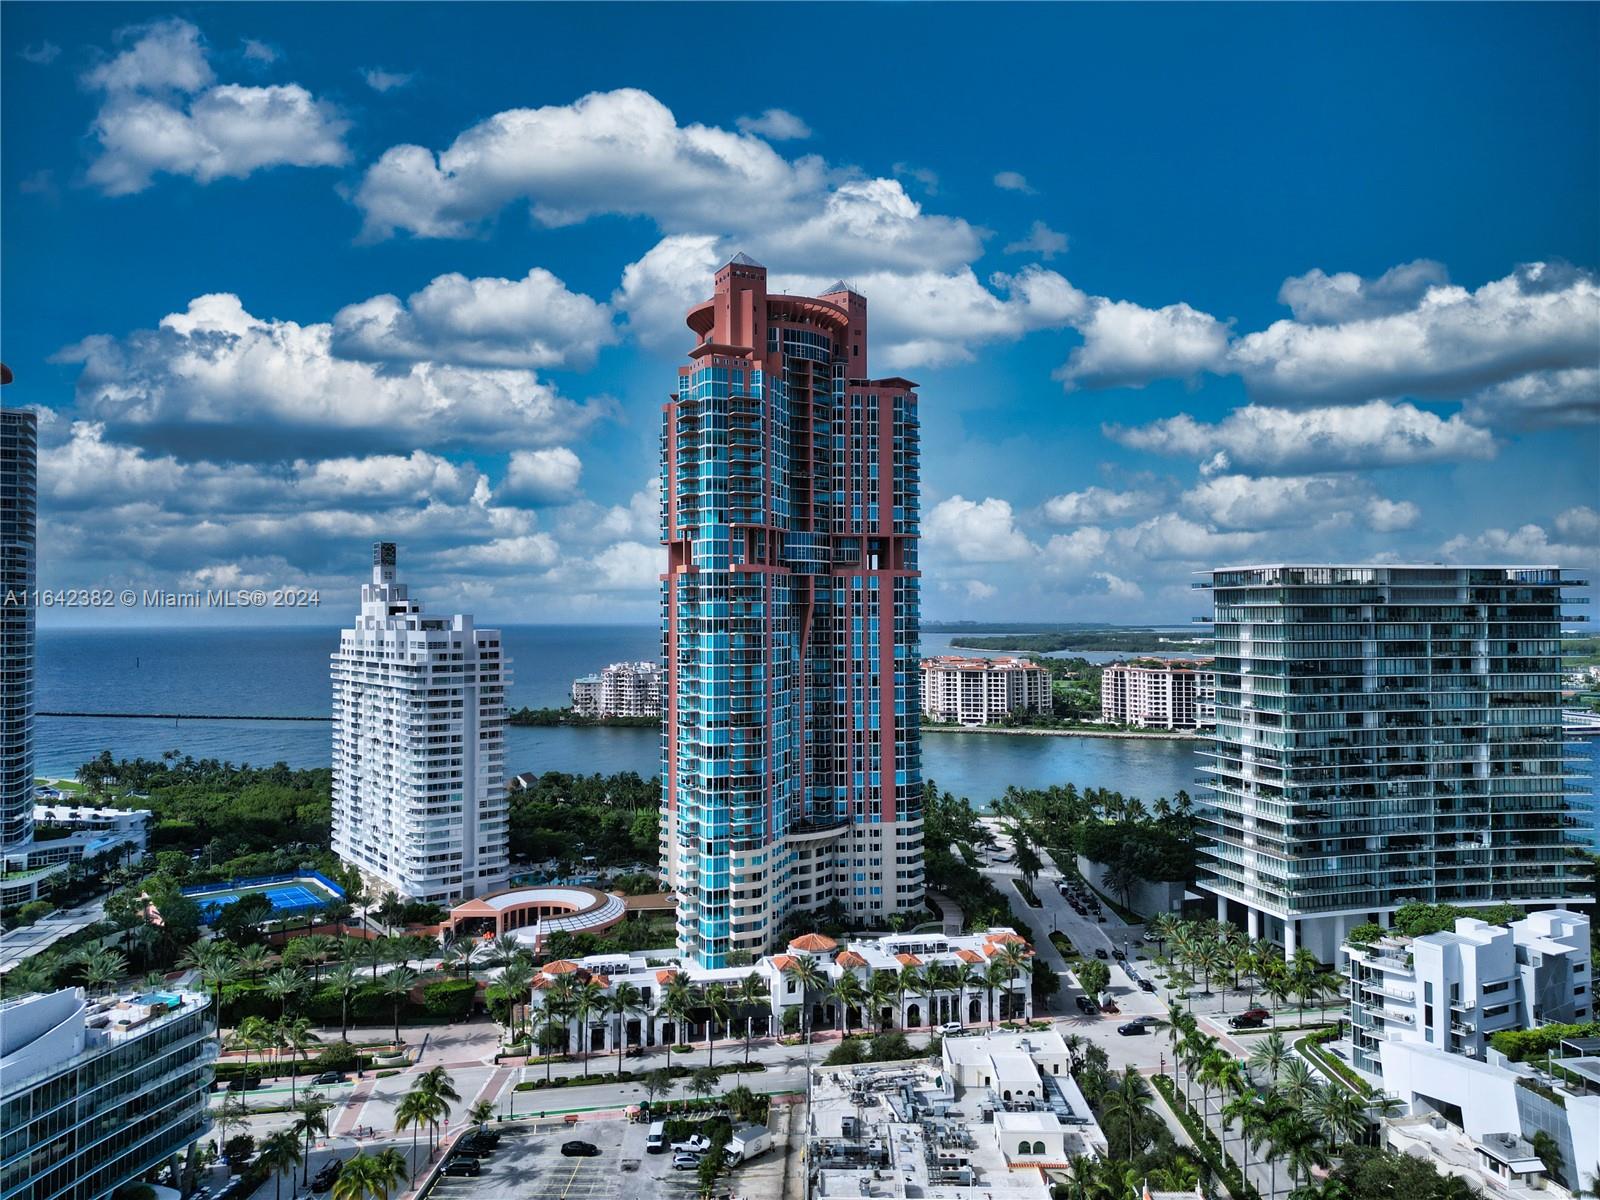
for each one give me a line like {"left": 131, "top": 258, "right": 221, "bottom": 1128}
{"left": 186, "top": 875, "right": 343, "bottom": 921}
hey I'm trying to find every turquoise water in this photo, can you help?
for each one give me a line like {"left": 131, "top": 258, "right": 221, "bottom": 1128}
{"left": 32, "top": 625, "right": 1596, "bottom": 824}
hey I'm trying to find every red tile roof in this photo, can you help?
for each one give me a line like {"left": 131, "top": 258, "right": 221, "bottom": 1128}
{"left": 894, "top": 953, "right": 922, "bottom": 967}
{"left": 543, "top": 959, "right": 582, "bottom": 974}
{"left": 955, "top": 948, "right": 984, "bottom": 964}
{"left": 836, "top": 951, "right": 868, "bottom": 969}
{"left": 789, "top": 933, "right": 838, "bottom": 952}
{"left": 770, "top": 955, "right": 798, "bottom": 972}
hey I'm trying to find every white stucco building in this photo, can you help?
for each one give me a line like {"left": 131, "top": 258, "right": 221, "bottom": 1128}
{"left": 1346, "top": 909, "right": 1591, "bottom": 1073}
{"left": 570, "top": 661, "right": 662, "bottom": 717}
{"left": 518, "top": 927, "right": 1035, "bottom": 1054}
{"left": 331, "top": 542, "right": 510, "bottom": 904}
{"left": 1100, "top": 659, "right": 1208, "bottom": 730}
{"left": 921, "top": 657, "right": 1051, "bottom": 726}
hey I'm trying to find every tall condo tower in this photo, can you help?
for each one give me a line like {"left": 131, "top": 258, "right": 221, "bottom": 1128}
{"left": 0, "top": 406, "right": 37, "bottom": 851}
{"left": 1197, "top": 563, "right": 1589, "bottom": 962}
{"left": 331, "top": 542, "right": 510, "bottom": 904}
{"left": 662, "top": 255, "right": 925, "bottom": 968}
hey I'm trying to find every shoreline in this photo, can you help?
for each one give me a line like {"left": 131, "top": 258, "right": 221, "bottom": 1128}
{"left": 923, "top": 724, "right": 1203, "bottom": 742}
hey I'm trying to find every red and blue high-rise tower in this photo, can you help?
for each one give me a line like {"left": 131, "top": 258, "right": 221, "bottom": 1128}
{"left": 662, "top": 255, "right": 924, "bottom": 967}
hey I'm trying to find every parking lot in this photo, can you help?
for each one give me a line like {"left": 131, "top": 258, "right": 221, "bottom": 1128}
{"left": 425, "top": 1112, "right": 791, "bottom": 1200}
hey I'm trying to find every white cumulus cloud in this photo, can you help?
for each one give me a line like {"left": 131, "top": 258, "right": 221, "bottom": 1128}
{"left": 501, "top": 447, "right": 583, "bottom": 505}
{"left": 1107, "top": 400, "right": 1497, "bottom": 472}
{"left": 332, "top": 267, "right": 616, "bottom": 370}
{"left": 735, "top": 108, "right": 811, "bottom": 140}
{"left": 1055, "top": 297, "right": 1232, "bottom": 390}
{"left": 925, "top": 496, "right": 1035, "bottom": 562}
{"left": 84, "top": 18, "right": 348, "bottom": 195}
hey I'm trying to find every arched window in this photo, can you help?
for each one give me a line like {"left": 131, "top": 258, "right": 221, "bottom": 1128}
{"left": 1032, "top": 1140, "right": 1046, "bottom": 1155}
{"left": 1018, "top": 1141, "right": 1031, "bottom": 1156}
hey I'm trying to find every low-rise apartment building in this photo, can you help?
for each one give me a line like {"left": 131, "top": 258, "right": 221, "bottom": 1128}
{"left": 520, "top": 927, "right": 1035, "bottom": 1054}
{"left": 570, "top": 661, "right": 662, "bottom": 718}
{"left": 1345, "top": 909, "right": 1591, "bottom": 1073}
{"left": 920, "top": 657, "right": 1050, "bottom": 726}
{"left": 1099, "top": 659, "right": 1209, "bottom": 730}
{"left": 0, "top": 987, "right": 217, "bottom": 1200}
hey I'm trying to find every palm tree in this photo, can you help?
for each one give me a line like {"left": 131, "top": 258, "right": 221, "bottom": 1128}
{"left": 660, "top": 979, "right": 693, "bottom": 1073}
{"left": 1222, "top": 1090, "right": 1262, "bottom": 1186}
{"left": 1248, "top": 1031, "right": 1291, "bottom": 1085}
{"left": 371, "top": 1148, "right": 407, "bottom": 1200}
{"left": 571, "top": 979, "right": 606, "bottom": 1075}
{"left": 788, "top": 955, "right": 826, "bottom": 1040}
{"left": 643, "top": 1067, "right": 675, "bottom": 1107}
{"left": 327, "top": 961, "right": 362, "bottom": 1043}
{"left": 736, "top": 972, "right": 767, "bottom": 1061}
{"left": 381, "top": 966, "right": 417, "bottom": 1045}
{"left": 702, "top": 982, "right": 731, "bottom": 1067}
{"left": 829, "top": 972, "right": 866, "bottom": 1038}
{"left": 237, "top": 943, "right": 273, "bottom": 983}
{"left": 1100, "top": 1065, "right": 1154, "bottom": 1160}
{"left": 983, "top": 960, "right": 1010, "bottom": 1027}
{"left": 1146, "top": 912, "right": 1176, "bottom": 960}
{"left": 996, "top": 943, "right": 1031, "bottom": 1022}
{"left": 1306, "top": 1083, "right": 1368, "bottom": 1151}
{"left": 688, "top": 1066, "right": 719, "bottom": 1103}
{"left": 257, "top": 1129, "right": 303, "bottom": 1200}
{"left": 608, "top": 980, "right": 645, "bottom": 1076}
{"left": 393, "top": 1089, "right": 433, "bottom": 1179}
{"left": 1278, "top": 1056, "right": 1320, "bottom": 1108}
{"left": 82, "top": 948, "right": 128, "bottom": 994}
{"left": 1272, "top": 1111, "right": 1330, "bottom": 1191}
{"left": 867, "top": 971, "right": 897, "bottom": 1033}
{"left": 229, "top": 1015, "right": 273, "bottom": 1076}
{"left": 292, "top": 1091, "right": 332, "bottom": 1186}
{"left": 264, "top": 967, "right": 306, "bottom": 1021}
{"left": 956, "top": 964, "right": 983, "bottom": 1029}
{"left": 497, "top": 958, "right": 535, "bottom": 1045}
{"left": 277, "top": 1017, "right": 319, "bottom": 1103}
{"left": 298, "top": 934, "right": 338, "bottom": 983}
{"left": 468, "top": 1098, "right": 495, "bottom": 1129}
{"left": 331, "top": 1150, "right": 407, "bottom": 1200}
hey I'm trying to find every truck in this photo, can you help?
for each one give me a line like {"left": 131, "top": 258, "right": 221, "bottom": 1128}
{"left": 722, "top": 1123, "right": 773, "bottom": 1166}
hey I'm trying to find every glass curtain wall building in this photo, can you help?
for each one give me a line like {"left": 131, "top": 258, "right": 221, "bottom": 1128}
{"left": 0, "top": 407, "right": 37, "bottom": 852}
{"left": 661, "top": 255, "right": 924, "bottom": 968}
{"left": 1197, "top": 564, "right": 1589, "bottom": 962}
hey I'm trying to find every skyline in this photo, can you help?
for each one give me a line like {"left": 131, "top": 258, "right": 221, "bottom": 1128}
{"left": 4, "top": 3, "right": 1598, "bottom": 630}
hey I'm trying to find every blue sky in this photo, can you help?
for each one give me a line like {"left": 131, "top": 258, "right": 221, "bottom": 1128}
{"left": 4, "top": 3, "right": 1597, "bottom": 626}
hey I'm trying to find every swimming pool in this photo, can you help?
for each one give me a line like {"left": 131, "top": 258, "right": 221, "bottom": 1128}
{"left": 183, "top": 873, "right": 344, "bottom": 921}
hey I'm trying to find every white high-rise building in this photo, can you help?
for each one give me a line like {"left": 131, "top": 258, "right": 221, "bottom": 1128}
{"left": 331, "top": 542, "right": 510, "bottom": 904}
{"left": 571, "top": 661, "right": 663, "bottom": 717}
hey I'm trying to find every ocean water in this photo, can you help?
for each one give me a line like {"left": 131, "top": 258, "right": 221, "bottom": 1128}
{"left": 33, "top": 625, "right": 1207, "bottom": 808}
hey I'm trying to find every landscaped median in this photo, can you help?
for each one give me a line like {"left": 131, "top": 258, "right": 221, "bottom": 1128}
{"left": 1295, "top": 1027, "right": 1372, "bottom": 1097}
{"left": 1150, "top": 1073, "right": 1261, "bottom": 1200}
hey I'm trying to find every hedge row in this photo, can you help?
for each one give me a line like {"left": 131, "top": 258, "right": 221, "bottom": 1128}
{"left": 514, "top": 1060, "right": 766, "bottom": 1092}
{"left": 219, "top": 976, "right": 476, "bottom": 1026}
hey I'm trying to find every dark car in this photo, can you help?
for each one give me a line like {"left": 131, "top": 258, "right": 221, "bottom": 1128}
{"left": 1111, "top": 949, "right": 1125, "bottom": 960}
{"left": 311, "top": 1160, "right": 342, "bottom": 1191}
{"left": 1094, "top": 948, "right": 1108, "bottom": 960}
{"left": 1074, "top": 995, "right": 1098, "bottom": 1014}
{"left": 1117, "top": 1020, "right": 1149, "bottom": 1036}
{"left": 561, "top": 1141, "right": 601, "bottom": 1157}
{"left": 312, "top": 1072, "right": 346, "bottom": 1086}
{"left": 459, "top": 1137, "right": 497, "bottom": 1157}
{"left": 1138, "top": 979, "right": 1156, "bottom": 992}
{"left": 442, "top": 1159, "right": 481, "bottom": 1177}
{"left": 1229, "top": 1013, "right": 1267, "bottom": 1029}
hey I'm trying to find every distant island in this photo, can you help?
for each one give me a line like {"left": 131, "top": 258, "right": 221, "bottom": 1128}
{"left": 508, "top": 706, "right": 659, "bottom": 728}
{"left": 950, "top": 630, "right": 1213, "bottom": 654}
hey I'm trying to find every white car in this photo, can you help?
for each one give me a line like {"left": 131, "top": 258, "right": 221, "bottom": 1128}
{"left": 672, "top": 1135, "right": 712, "bottom": 1154}
{"left": 940, "top": 1021, "right": 964, "bottom": 1034}
{"left": 672, "top": 1153, "right": 702, "bottom": 1170}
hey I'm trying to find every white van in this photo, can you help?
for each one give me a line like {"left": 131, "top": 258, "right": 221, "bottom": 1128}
{"left": 645, "top": 1121, "right": 667, "bottom": 1153}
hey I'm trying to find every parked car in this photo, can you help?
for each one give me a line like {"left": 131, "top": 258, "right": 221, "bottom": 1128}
{"left": 1117, "top": 1021, "right": 1149, "bottom": 1036}
{"left": 312, "top": 1072, "right": 346, "bottom": 1086}
{"left": 1074, "top": 995, "right": 1098, "bottom": 1014}
{"left": 1111, "top": 949, "right": 1126, "bottom": 960}
{"left": 459, "top": 1136, "right": 497, "bottom": 1156}
{"left": 1138, "top": 979, "right": 1157, "bottom": 993}
{"left": 1237, "top": 1007, "right": 1271, "bottom": 1022}
{"left": 1094, "top": 948, "right": 1108, "bottom": 960}
{"left": 1229, "top": 1013, "right": 1267, "bottom": 1029}
{"left": 672, "top": 1153, "right": 702, "bottom": 1171}
{"left": 561, "top": 1140, "right": 600, "bottom": 1157}
{"left": 940, "top": 1021, "right": 964, "bottom": 1034}
{"left": 442, "top": 1159, "right": 481, "bottom": 1177}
